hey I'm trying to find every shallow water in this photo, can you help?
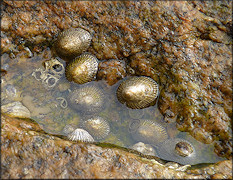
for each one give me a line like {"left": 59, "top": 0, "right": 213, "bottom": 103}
{"left": 1, "top": 49, "right": 226, "bottom": 165}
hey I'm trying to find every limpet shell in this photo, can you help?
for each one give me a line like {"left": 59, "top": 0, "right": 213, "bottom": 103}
{"left": 81, "top": 116, "right": 110, "bottom": 140}
{"left": 116, "top": 76, "right": 159, "bottom": 109}
{"left": 67, "top": 128, "right": 94, "bottom": 142}
{"left": 129, "top": 119, "right": 168, "bottom": 145}
{"left": 156, "top": 138, "right": 197, "bottom": 165}
{"left": 128, "top": 108, "right": 145, "bottom": 119}
{"left": 65, "top": 53, "right": 99, "bottom": 84}
{"left": 54, "top": 28, "right": 92, "bottom": 60}
{"left": 1, "top": 101, "right": 31, "bottom": 118}
{"left": 62, "top": 124, "right": 77, "bottom": 135}
{"left": 175, "top": 141, "right": 194, "bottom": 157}
{"left": 68, "top": 85, "right": 105, "bottom": 114}
{"left": 130, "top": 142, "right": 157, "bottom": 156}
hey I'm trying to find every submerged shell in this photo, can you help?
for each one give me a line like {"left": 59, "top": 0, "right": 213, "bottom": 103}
{"left": 156, "top": 138, "right": 197, "bottom": 165}
{"left": 129, "top": 119, "right": 168, "bottom": 145}
{"left": 175, "top": 141, "right": 194, "bottom": 157}
{"left": 116, "top": 76, "right": 159, "bottom": 109}
{"left": 128, "top": 108, "right": 145, "bottom": 119}
{"left": 130, "top": 142, "right": 157, "bottom": 156}
{"left": 54, "top": 28, "right": 92, "bottom": 60}
{"left": 81, "top": 116, "right": 110, "bottom": 140}
{"left": 65, "top": 53, "right": 99, "bottom": 84}
{"left": 1, "top": 101, "right": 31, "bottom": 118}
{"left": 62, "top": 124, "right": 77, "bottom": 135}
{"left": 68, "top": 128, "right": 94, "bottom": 142}
{"left": 68, "top": 85, "right": 105, "bottom": 114}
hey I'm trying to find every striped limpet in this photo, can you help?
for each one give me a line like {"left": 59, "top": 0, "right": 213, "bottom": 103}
{"left": 54, "top": 28, "right": 92, "bottom": 61}
{"left": 116, "top": 76, "right": 159, "bottom": 109}
{"left": 65, "top": 53, "right": 99, "bottom": 84}
{"left": 81, "top": 116, "right": 110, "bottom": 140}
{"left": 67, "top": 128, "right": 94, "bottom": 143}
{"left": 129, "top": 119, "right": 168, "bottom": 145}
{"left": 68, "top": 85, "right": 105, "bottom": 114}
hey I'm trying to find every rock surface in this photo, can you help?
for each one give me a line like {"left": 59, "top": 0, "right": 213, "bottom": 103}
{"left": 1, "top": 1, "right": 231, "bottom": 158}
{"left": 1, "top": 0, "right": 232, "bottom": 177}
{"left": 1, "top": 114, "right": 232, "bottom": 179}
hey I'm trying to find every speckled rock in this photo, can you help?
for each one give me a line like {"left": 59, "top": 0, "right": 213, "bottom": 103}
{"left": 1, "top": 114, "right": 232, "bottom": 179}
{"left": 1, "top": 0, "right": 232, "bottom": 159}
{"left": 97, "top": 59, "right": 126, "bottom": 86}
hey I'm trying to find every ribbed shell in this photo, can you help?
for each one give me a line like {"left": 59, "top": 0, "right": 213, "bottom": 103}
{"left": 81, "top": 116, "right": 110, "bottom": 140}
{"left": 62, "top": 124, "right": 76, "bottom": 135}
{"left": 54, "top": 28, "right": 92, "bottom": 60}
{"left": 65, "top": 53, "right": 99, "bottom": 84}
{"left": 116, "top": 76, "right": 159, "bottom": 109}
{"left": 130, "top": 119, "right": 168, "bottom": 145}
{"left": 67, "top": 128, "right": 94, "bottom": 142}
{"left": 156, "top": 138, "right": 197, "bottom": 165}
{"left": 68, "top": 85, "right": 105, "bottom": 114}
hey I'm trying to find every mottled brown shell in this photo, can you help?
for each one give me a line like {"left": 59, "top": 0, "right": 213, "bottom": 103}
{"left": 68, "top": 85, "right": 105, "bottom": 114}
{"left": 156, "top": 138, "right": 197, "bottom": 165}
{"left": 65, "top": 53, "right": 99, "bottom": 84}
{"left": 129, "top": 119, "right": 168, "bottom": 145}
{"left": 116, "top": 76, "right": 159, "bottom": 109}
{"left": 175, "top": 141, "right": 194, "bottom": 157}
{"left": 81, "top": 116, "right": 110, "bottom": 140}
{"left": 54, "top": 28, "right": 92, "bottom": 60}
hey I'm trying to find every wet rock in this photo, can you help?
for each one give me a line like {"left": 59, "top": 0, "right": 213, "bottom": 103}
{"left": 1, "top": 114, "right": 232, "bottom": 179}
{"left": 1, "top": 0, "right": 232, "bottom": 159}
{"left": 97, "top": 59, "right": 126, "bottom": 86}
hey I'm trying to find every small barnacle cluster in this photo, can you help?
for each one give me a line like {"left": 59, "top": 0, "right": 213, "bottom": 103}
{"left": 32, "top": 58, "right": 65, "bottom": 90}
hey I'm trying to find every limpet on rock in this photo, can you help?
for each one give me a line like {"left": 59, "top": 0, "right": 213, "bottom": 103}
{"left": 65, "top": 53, "right": 99, "bottom": 84}
{"left": 68, "top": 85, "right": 105, "bottom": 114}
{"left": 67, "top": 128, "right": 94, "bottom": 142}
{"left": 129, "top": 119, "right": 168, "bottom": 145}
{"left": 156, "top": 138, "right": 197, "bottom": 165}
{"left": 54, "top": 28, "right": 92, "bottom": 60}
{"left": 81, "top": 116, "right": 110, "bottom": 140}
{"left": 116, "top": 76, "right": 159, "bottom": 109}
